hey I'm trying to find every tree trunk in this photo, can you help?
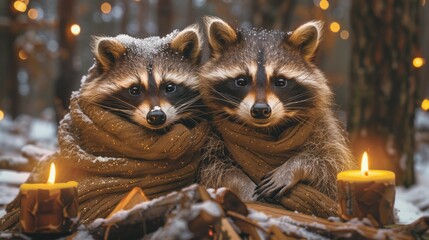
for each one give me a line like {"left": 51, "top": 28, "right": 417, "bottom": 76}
{"left": 120, "top": 0, "right": 129, "bottom": 33}
{"left": 157, "top": 0, "right": 172, "bottom": 36}
{"left": 55, "top": 0, "right": 78, "bottom": 123}
{"left": 251, "top": 0, "right": 297, "bottom": 30}
{"left": 348, "top": 1, "right": 420, "bottom": 186}
{"left": 6, "top": 0, "right": 19, "bottom": 119}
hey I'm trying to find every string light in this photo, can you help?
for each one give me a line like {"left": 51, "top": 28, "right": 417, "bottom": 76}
{"left": 340, "top": 30, "right": 349, "bottom": 40}
{"left": 412, "top": 57, "right": 424, "bottom": 68}
{"left": 18, "top": 50, "right": 28, "bottom": 60}
{"left": 422, "top": 99, "right": 429, "bottom": 111}
{"left": 319, "top": 0, "right": 329, "bottom": 10}
{"left": 329, "top": 22, "right": 340, "bottom": 33}
{"left": 0, "top": 110, "right": 4, "bottom": 121}
{"left": 28, "top": 8, "right": 38, "bottom": 20}
{"left": 13, "top": 0, "right": 27, "bottom": 12}
{"left": 70, "top": 24, "right": 81, "bottom": 36}
{"left": 100, "top": 2, "right": 112, "bottom": 14}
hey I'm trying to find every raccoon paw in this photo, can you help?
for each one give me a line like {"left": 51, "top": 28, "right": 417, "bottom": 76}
{"left": 253, "top": 168, "right": 299, "bottom": 200}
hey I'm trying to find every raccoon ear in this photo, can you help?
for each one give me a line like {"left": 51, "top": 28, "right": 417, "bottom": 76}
{"left": 92, "top": 37, "right": 126, "bottom": 72}
{"left": 286, "top": 21, "right": 323, "bottom": 61}
{"left": 204, "top": 16, "right": 239, "bottom": 58}
{"left": 170, "top": 25, "right": 202, "bottom": 64}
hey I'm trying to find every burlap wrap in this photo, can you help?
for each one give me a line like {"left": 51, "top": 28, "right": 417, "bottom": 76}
{"left": 215, "top": 119, "right": 339, "bottom": 218}
{"left": 1, "top": 92, "right": 209, "bottom": 229}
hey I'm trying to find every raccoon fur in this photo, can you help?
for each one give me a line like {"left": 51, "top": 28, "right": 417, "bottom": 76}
{"left": 198, "top": 17, "right": 356, "bottom": 201}
{"left": 80, "top": 25, "right": 204, "bottom": 131}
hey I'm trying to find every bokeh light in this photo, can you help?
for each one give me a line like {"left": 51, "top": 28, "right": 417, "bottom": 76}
{"left": 0, "top": 110, "right": 4, "bottom": 121}
{"left": 319, "top": 0, "right": 329, "bottom": 10}
{"left": 413, "top": 57, "right": 424, "bottom": 68}
{"left": 329, "top": 22, "right": 340, "bottom": 33}
{"left": 28, "top": 8, "right": 38, "bottom": 20}
{"left": 13, "top": 0, "right": 27, "bottom": 12}
{"left": 101, "top": 2, "right": 112, "bottom": 14}
{"left": 70, "top": 24, "right": 81, "bottom": 36}
{"left": 340, "top": 30, "right": 349, "bottom": 40}
{"left": 18, "top": 50, "right": 28, "bottom": 60}
{"left": 421, "top": 99, "right": 429, "bottom": 111}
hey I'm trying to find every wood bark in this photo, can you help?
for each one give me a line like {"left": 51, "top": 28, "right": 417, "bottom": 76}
{"left": 348, "top": 0, "right": 420, "bottom": 186}
{"left": 54, "top": 0, "right": 78, "bottom": 123}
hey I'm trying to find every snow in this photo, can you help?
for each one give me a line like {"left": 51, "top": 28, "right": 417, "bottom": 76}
{"left": 248, "top": 209, "right": 269, "bottom": 221}
{"left": 395, "top": 173, "right": 429, "bottom": 223}
{"left": 191, "top": 201, "right": 222, "bottom": 217}
{"left": 149, "top": 219, "right": 193, "bottom": 240}
{"left": 0, "top": 170, "right": 29, "bottom": 185}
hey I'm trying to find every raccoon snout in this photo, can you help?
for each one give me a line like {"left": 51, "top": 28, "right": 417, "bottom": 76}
{"left": 146, "top": 110, "right": 167, "bottom": 126}
{"left": 251, "top": 102, "right": 271, "bottom": 119}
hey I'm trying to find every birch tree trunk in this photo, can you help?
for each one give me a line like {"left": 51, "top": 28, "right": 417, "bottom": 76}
{"left": 348, "top": 1, "right": 420, "bottom": 186}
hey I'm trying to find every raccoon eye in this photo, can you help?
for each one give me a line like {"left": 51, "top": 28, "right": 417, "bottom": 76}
{"left": 235, "top": 77, "right": 248, "bottom": 87}
{"left": 274, "top": 78, "right": 287, "bottom": 88}
{"left": 129, "top": 86, "right": 142, "bottom": 96}
{"left": 165, "top": 83, "right": 176, "bottom": 93}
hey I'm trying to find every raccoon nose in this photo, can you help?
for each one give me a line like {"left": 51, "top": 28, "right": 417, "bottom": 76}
{"left": 251, "top": 102, "right": 271, "bottom": 119}
{"left": 146, "top": 110, "right": 166, "bottom": 126}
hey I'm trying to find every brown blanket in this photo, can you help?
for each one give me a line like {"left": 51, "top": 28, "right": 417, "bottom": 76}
{"left": 1, "top": 92, "right": 209, "bottom": 229}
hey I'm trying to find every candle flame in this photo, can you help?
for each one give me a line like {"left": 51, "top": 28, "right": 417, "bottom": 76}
{"left": 361, "top": 152, "right": 369, "bottom": 176}
{"left": 47, "top": 163, "right": 56, "bottom": 184}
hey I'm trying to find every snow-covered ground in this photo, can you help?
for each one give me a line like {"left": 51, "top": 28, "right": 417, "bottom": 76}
{"left": 0, "top": 112, "right": 428, "bottom": 224}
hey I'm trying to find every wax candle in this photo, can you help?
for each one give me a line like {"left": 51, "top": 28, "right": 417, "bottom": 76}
{"left": 336, "top": 152, "right": 395, "bottom": 226}
{"left": 20, "top": 163, "right": 79, "bottom": 234}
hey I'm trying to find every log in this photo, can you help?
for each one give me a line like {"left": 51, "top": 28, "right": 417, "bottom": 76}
{"left": 218, "top": 218, "right": 241, "bottom": 240}
{"left": 88, "top": 185, "right": 213, "bottom": 239}
{"left": 106, "top": 187, "right": 149, "bottom": 219}
{"left": 0, "top": 156, "right": 31, "bottom": 172}
{"left": 21, "top": 145, "right": 54, "bottom": 164}
{"left": 86, "top": 185, "right": 427, "bottom": 240}
{"left": 247, "top": 202, "right": 416, "bottom": 240}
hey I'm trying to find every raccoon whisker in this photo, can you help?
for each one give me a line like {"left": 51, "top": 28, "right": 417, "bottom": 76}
{"left": 283, "top": 92, "right": 314, "bottom": 102}
{"left": 290, "top": 72, "right": 313, "bottom": 88}
{"left": 290, "top": 115, "right": 317, "bottom": 128}
{"left": 110, "top": 96, "right": 138, "bottom": 110}
{"left": 284, "top": 96, "right": 317, "bottom": 107}
{"left": 206, "top": 97, "right": 241, "bottom": 108}
{"left": 176, "top": 97, "right": 202, "bottom": 111}
{"left": 206, "top": 85, "right": 242, "bottom": 103}
{"left": 80, "top": 99, "right": 134, "bottom": 115}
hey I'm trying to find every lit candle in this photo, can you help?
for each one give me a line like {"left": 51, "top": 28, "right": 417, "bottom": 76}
{"left": 20, "top": 163, "right": 79, "bottom": 235}
{"left": 336, "top": 152, "right": 395, "bottom": 226}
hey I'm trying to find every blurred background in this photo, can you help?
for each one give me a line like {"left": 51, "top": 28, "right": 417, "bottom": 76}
{"left": 0, "top": 0, "right": 428, "bottom": 200}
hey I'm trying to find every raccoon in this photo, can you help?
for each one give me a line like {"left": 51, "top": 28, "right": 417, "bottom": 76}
{"left": 198, "top": 17, "right": 356, "bottom": 201}
{"left": 80, "top": 25, "right": 204, "bottom": 130}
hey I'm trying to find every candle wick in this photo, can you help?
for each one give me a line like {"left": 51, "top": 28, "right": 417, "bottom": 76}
{"left": 365, "top": 171, "right": 369, "bottom": 176}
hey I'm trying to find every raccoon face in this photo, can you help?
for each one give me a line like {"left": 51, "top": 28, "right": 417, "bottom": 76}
{"left": 80, "top": 25, "right": 203, "bottom": 130}
{"left": 201, "top": 17, "right": 332, "bottom": 129}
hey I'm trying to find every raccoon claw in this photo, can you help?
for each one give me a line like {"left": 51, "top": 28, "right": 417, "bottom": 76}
{"left": 253, "top": 169, "right": 296, "bottom": 200}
